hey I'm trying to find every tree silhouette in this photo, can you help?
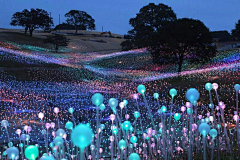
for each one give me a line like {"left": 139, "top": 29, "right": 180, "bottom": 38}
{"left": 151, "top": 18, "right": 216, "bottom": 72}
{"left": 54, "top": 22, "right": 86, "bottom": 31}
{"left": 122, "top": 3, "right": 216, "bottom": 73}
{"left": 43, "top": 34, "right": 68, "bottom": 52}
{"left": 127, "top": 3, "right": 176, "bottom": 48}
{"left": 232, "top": 20, "right": 240, "bottom": 41}
{"left": 210, "top": 31, "right": 233, "bottom": 42}
{"left": 10, "top": 8, "right": 53, "bottom": 36}
{"left": 65, "top": 10, "right": 95, "bottom": 34}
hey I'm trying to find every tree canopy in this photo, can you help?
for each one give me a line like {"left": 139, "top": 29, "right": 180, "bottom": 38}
{"left": 152, "top": 18, "right": 216, "bottom": 72}
{"left": 10, "top": 8, "right": 53, "bottom": 36}
{"left": 128, "top": 3, "right": 176, "bottom": 48}
{"left": 43, "top": 34, "right": 68, "bottom": 52}
{"left": 211, "top": 31, "right": 233, "bottom": 42}
{"left": 54, "top": 22, "right": 86, "bottom": 31}
{"left": 65, "top": 10, "right": 95, "bottom": 34}
{"left": 231, "top": 20, "right": 240, "bottom": 41}
{"left": 121, "top": 3, "right": 216, "bottom": 72}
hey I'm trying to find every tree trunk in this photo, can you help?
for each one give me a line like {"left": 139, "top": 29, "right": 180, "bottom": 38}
{"left": 75, "top": 24, "right": 78, "bottom": 34}
{"left": 178, "top": 58, "right": 183, "bottom": 73}
{"left": 55, "top": 44, "right": 59, "bottom": 53}
{"left": 29, "top": 30, "right": 33, "bottom": 37}
{"left": 24, "top": 27, "right": 28, "bottom": 34}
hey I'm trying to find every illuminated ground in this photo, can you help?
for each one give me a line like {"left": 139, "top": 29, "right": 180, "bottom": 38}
{"left": 0, "top": 41, "right": 239, "bottom": 158}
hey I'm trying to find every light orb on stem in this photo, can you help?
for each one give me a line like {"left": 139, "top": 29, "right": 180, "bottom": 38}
{"left": 92, "top": 93, "right": 104, "bottom": 107}
{"left": 137, "top": 84, "right": 146, "bottom": 95}
{"left": 134, "top": 111, "right": 140, "bottom": 119}
{"left": 212, "top": 83, "right": 218, "bottom": 90}
{"left": 169, "top": 88, "right": 177, "bottom": 98}
{"left": 153, "top": 93, "right": 159, "bottom": 99}
{"left": 129, "top": 153, "right": 140, "bottom": 160}
{"left": 24, "top": 145, "right": 39, "bottom": 160}
{"left": 38, "top": 113, "right": 44, "bottom": 120}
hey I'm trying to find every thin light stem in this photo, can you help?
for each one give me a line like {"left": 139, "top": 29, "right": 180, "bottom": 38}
{"left": 203, "top": 136, "right": 206, "bottom": 160}
{"left": 80, "top": 148, "right": 84, "bottom": 160}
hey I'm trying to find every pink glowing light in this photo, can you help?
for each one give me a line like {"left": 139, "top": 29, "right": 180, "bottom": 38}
{"left": 54, "top": 107, "right": 60, "bottom": 114}
{"left": 133, "top": 94, "right": 139, "bottom": 100}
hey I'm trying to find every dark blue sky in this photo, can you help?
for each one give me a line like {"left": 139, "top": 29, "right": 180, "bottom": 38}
{"left": 0, "top": 0, "right": 239, "bottom": 34}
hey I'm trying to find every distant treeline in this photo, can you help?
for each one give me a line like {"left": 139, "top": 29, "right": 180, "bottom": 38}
{"left": 124, "top": 31, "right": 236, "bottom": 42}
{"left": 210, "top": 31, "right": 234, "bottom": 42}
{"left": 53, "top": 23, "right": 87, "bottom": 31}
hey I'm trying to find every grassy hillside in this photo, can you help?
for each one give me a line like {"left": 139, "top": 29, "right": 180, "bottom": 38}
{"left": 0, "top": 28, "right": 125, "bottom": 53}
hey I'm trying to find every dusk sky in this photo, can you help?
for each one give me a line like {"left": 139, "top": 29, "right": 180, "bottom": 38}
{"left": 0, "top": 0, "right": 239, "bottom": 35}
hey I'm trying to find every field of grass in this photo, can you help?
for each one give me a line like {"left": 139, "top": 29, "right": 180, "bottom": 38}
{"left": 0, "top": 30, "right": 239, "bottom": 159}
{"left": 0, "top": 28, "right": 125, "bottom": 53}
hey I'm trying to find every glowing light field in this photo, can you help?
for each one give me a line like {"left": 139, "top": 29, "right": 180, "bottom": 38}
{"left": 0, "top": 41, "right": 240, "bottom": 160}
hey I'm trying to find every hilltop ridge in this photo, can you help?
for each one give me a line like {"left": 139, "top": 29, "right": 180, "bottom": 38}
{"left": 0, "top": 28, "right": 125, "bottom": 54}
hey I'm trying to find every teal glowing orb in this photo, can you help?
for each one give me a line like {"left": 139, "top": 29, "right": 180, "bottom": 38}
{"left": 205, "top": 83, "right": 212, "bottom": 91}
{"left": 39, "top": 155, "right": 55, "bottom": 160}
{"left": 205, "top": 118, "right": 210, "bottom": 123}
{"left": 137, "top": 84, "right": 146, "bottom": 95}
{"left": 134, "top": 111, "right": 140, "bottom": 119}
{"left": 108, "top": 98, "right": 118, "bottom": 109}
{"left": 24, "top": 145, "right": 39, "bottom": 160}
{"left": 130, "top": 136, "right": 137, "bottom": 143}
{"left": 100, "top": 124, "right": 105, "bottom": 130}
{"left": 123, "top": 121, "right": 131, "bottom": 131}
{"left": 19, "top": 143, "right": 23, "bottom": 148}
{"left": 209, "top": 129, "right": 218, "bottom": 139}
{"left": 153, "top": 93, "right": 159, "bottom": 99}
{"left": 169, "top": 88, "right": 177, "bottom": 98}
{"left": 56, "top": 129, "right": 65, "bottom": 137}
{"left": 174, "top": 113, "right": 181, "bottom": 121}
{"left": 8, "top": 142, "right": 13, "bottom": 147}
{"left": 129, "top": 153, "right": 140, "bottom": 160}
{"left": 234, "top": 84, "right": 240, "bottom": 92}
{"left": 68, "top": 107, "right": 74, "bottom": 114}
{"left": 187, "top": 108, "right": 192, "bottom": 115}
{"left": 118, "top": 139, "right": 126, "bottom": 150}
{"left": 198, "top": 123, "right": 210, "bottom": 136}
{"left": 54, "top": 136, "right": 63, "bottom": 146}
{"left": 159, "top": 128, "right": 162, "bottom": 134}
{"left": 49, "top": 143, "right": 54, "bottom": 148}
{"left": 91, "top": 93, "right": 104, "bottom": 107}
{"left": 71, "top": 124, "right": 93, "bottom": 149}
{"left": 186, "top": 88, "right": 200, "bottom": 103}
{"left": 209, "top": 103, "right": 214, "bottom": 109}
{"left": 65, "top": 121, "right": 73, "bottom": 130}
{"left": 161, "top": 106, "right": 167, "bottom": 114}
{"left": 123, "top": 99, "right": 128, "bottom": 106}
{"left": 6, "top": 147, "right": 19, "bottom": 160}
{"left": 99, "top": 104, "right": 106, "bottom": 111}
{"left": 112, "top": 128, "right": 118, "bottom": 135}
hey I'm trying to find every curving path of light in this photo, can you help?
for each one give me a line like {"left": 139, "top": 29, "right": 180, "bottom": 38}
{"left": 1, "top": 45, "right": 240, "bottom": 83}
{"left": 83, "top": 55, "right": 240, "bottom": 82}
{"left": 139, "top": 61, "right": 240, "bottom": 82}
{"left": 0, "top": 47, "right": 82, "bottom": 69}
